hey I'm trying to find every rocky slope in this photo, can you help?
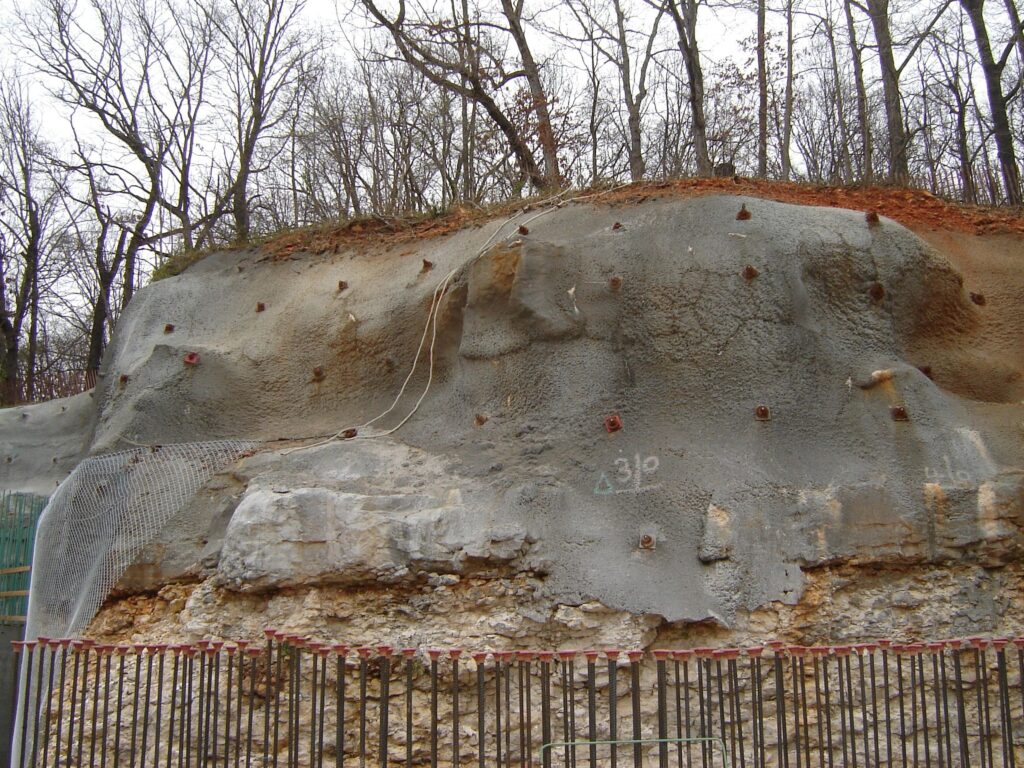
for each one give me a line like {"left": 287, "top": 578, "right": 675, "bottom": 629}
{"left": 4, "top": 187, "right": 1023, "bottom": 650}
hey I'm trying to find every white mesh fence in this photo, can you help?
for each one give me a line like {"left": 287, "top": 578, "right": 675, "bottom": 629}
{"left": 14, "top": 439, "right": 259, "bottom": 766}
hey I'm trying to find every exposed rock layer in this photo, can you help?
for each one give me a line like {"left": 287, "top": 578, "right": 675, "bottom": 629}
{"left": 2, "top": 194, "right": 1023, "bottom": 645}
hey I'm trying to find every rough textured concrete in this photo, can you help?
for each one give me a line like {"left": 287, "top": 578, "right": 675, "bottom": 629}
{"left": 5, "top": 194, "right": 1024, "bottom": 636}
{"left": 0, "top": 392, "right": 93, "bottom": 495}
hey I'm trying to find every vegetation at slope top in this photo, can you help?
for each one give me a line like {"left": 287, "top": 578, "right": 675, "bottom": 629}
{"left": 257, "top": 178, "right": 1024, "bottom": 261}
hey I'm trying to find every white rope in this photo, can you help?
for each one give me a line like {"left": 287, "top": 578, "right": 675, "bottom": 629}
{"left": 282, "top": 183, "right": 633, "bottom": 455}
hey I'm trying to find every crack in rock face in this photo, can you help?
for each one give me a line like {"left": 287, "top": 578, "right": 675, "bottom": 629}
{"left": 5, "top": 195, "right": 1023, "bottom": 631}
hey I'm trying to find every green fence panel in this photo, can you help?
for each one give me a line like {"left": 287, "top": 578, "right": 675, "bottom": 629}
{"left": 0, "top": 492, "right": 47, "bottom": 624}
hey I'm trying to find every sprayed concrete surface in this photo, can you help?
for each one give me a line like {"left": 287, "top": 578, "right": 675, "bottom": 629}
{"left": 3, "top": 193, "right": 1024, "bottom": 642}
{"left": 0, "top": 392, "right": 94, "bottom": 496}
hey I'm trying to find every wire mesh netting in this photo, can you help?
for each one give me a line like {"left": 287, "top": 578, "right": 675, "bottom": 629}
{"left": 25, "top": 440, "right": 259, "bottom": 642}
{"left": 13, "top": 440, "right": 259, "bottom": 766}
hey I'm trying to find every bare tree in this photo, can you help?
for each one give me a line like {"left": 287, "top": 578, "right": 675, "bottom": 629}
{"left": 359, "top": 0, "right": 559, "bottom": 191}
{"left": 663, "top": 0, "right": 713, "bottom": 175}
{"left": 757, "top": 0, "right": 769, "bottom": 176}
{"left": 206, "top": 0, "right": 311, "bottom": 241}
{"left": 960, "top": 0, "right": 1022, "bottom": 204}
{"left": 17, "top": 0, "right": 215, "bottom": 302}
{"left": 499, "top": 0, "right": 562, "bottom": 185}
{"left": 559, "top": 0, "right": 665, "bottom": 181}
{"left": 0, "top": 77, "right": 44, "bottom": 402}
{"left": 849, "top": 0, "right": 952, "bottom": 184}
{"left": 927, "top": 13, "right": 983, "bottom": 203}
{"left": 842, "top": 0, "right": 874, "bottom": 180}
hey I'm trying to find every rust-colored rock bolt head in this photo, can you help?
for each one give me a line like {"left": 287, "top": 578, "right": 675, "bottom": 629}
{"left": 421, "top": 259, "right": 434, "bottom": 273}
{"left": 337, "top": 280, "right": 348, "bottom": 292}
{"left": 256, "top": 302, "right": 265, "bottom": 313}
{"left": 311, "top": 366, "right": 325, "bottom": 383}
{"left": 118, "top": 374, "right": 129, "bottom": 387}
{"left": 755, "top": 405, "right": 771, "bottom": 421}
{"left": 890, "top": 405, "right": 909, "bottom": 422}
{"left": 340, "top": 428, "right": 358, "bottom": 440}
{"left": 865, "top": 211, "right": 880, "bottom": 226}
{"left": 970, "top": 292, "right": 986, "bottom": 306}
{"left": 742, "top": 265, "right": 759, "bottom": 281}
{"left": 183, "top": 352, "right": 200, "bottom": 366}
{"left": 736, "top": 203, "right": 751, "bottom": 221}
{"left": 518, "top": 224, "right": 530, "bottom": 235}
{"left": 638, "top": 533, "right": 656, "bottom": 550}
{"left": 474, "top": 413, "right": 488, "bottom": 427}
{"left": 604, "top": 413, "right": 623, "bottom": 433}
{"left": 609, "top": 275, "right": 623, "bottom": 292}
{"left": 163, "top": 323, "right": 175, "bottom": 334}
{"left": 612, "top": 222, "right": 624, "bottom": 231}
{"left": 868, "top": 282, "right": 886, "bottom": 302}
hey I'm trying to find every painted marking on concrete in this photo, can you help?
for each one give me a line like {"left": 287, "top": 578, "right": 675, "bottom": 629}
{"left": 924, "top": 456, "right": 972, "bottom": 487}
{"left": 594, "top": 453, "right": 661, "bottom": 495}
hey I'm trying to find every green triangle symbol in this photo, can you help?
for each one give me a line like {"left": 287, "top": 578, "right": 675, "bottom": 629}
{"left": 594, "top": 472, "right": 615, "bottom": 495}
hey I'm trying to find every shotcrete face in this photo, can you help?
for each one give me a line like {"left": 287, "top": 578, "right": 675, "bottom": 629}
{"left": 80, "top": 195, "right": 1020, "bottom": 623}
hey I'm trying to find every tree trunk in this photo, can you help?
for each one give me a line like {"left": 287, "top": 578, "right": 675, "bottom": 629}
{"left": 919, "top": 68, "right": 939, "bottom": 193}
{"left": 844, "top": 1, "right": 873, "bottom": 181}
{"left": 826, "top": 18, "right": 854, "bottom": 181}
{"left": 865, "top": 0, "right": 910, "bottom": 183}
{"left": 0, "top": 320, "right": 17, "bottom": 405}
{"left": 233, "top": 167, "right": 251, "bottom": 241}
{"left": 460, "top": 0, "right": 476, "bottom": 201}
{"left": 500, "top": 0, "right": 560, "bottom": 188}
{"left": 962, "top": 0, "right": 1022, "bottom": 205}
{"left": 588, "top": 43, "right": 600, "bottom": 185}
{"left": 1002, "top": 0, "right": 1024, "bottom": 68}
{"left": 781, "top": 0, "right": 795, "bottom": 180}
{"left": 757, "top": 0, "right": 768, "bottom": 178}
{"left": 87, "top": 227, "right": 127, "bottom": 373}
{"left": 956, "top": 103, "right": 977, "bottom": 204}
{"left": 667, "top": 0, "right": 712, "bottom": 176}
{"left": 86, "top": 280, "right": 111, "bottom": 373}
{"left": 613, "top": 0, "right": 644, "bottom": 181}
{"left": 26, "top": 272, "right": 38, "bottom": 401}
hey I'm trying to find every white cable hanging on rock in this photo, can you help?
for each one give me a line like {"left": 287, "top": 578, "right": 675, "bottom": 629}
{"left": 285, "top": 182, "right": 632, "bottom": 455}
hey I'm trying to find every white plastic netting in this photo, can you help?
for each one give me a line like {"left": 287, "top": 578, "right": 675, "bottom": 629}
{"left": 25, "top": 439, "right": 259, "bottom": 641}
{"left": 13, "top": 440, "right": 259, "bottom": 766}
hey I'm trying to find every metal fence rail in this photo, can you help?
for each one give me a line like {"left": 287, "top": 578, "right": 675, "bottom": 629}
{"left": 1, "top": 369, "right": 96, "bottom": 408}
{"left": 0, "top": 494, "right": 46, "bottom": 625}
{"left": 11, "top": 633, "right": 1024, "bottom": 768}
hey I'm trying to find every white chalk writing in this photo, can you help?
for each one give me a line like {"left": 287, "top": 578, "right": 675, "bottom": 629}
{"left": 595, "top": 453, "right": 661, "bottom": 495}
{"left": 924, "top": 456, "right": 972, "bottom": 487}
